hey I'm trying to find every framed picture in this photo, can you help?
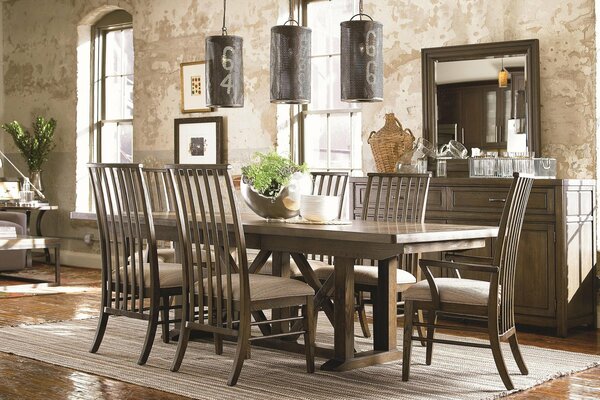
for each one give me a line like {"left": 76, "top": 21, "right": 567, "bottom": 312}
{"left": 180, "top": 61, "right": 214, "bottom": 113}
{"left": 174, "top": 117, "right": 224, "bottom": 164}
{"left": 0, "top": 178, "right": 20, "bottom": 201}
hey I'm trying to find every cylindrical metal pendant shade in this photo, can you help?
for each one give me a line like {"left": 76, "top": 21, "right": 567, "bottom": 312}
{"left": 341, "top": 20, "right": 383, "bottom": 102}
{"left": 270, "top": 25, "right": 311, "bottom": 104}
{"left": 206, "top": 35, "right": 244, "bottom": 108}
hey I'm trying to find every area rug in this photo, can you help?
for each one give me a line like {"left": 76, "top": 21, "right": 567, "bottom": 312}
{"left": 0, "top": 317, "right": 596, "bottom": 400}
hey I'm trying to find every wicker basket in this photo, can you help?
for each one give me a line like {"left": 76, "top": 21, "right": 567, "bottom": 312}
{"left": 368, "top": 113, "right": 415, "bottom": 173}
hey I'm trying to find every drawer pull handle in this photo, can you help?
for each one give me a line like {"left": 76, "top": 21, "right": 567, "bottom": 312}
{"left": 488, "top": 198, "right": 506, "bottom": 203}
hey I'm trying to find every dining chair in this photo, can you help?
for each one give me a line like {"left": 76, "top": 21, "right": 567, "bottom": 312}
{"left": 402, "top": 172, "right": 533, "bottom": 390}
{"left": 314, "top": 172, "right": 431, "bottom": 337}
{"left": 88, "top": 163, "right": 183, "bottom": 365}
{"left": 165, "top": 164, "right": 315, "bottom": 386}
{"left": 141, "top": 168, "right": 177, "bottom": 263}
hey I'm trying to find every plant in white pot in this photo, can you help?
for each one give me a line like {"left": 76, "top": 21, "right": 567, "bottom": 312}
{"left": 240, "top": 151, "right": 312, "bottom": 219}
{"left": 1, "top": 116, "right": 56, "bottom": 197}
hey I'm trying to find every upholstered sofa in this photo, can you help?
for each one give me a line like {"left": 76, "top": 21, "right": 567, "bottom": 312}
{"left": 0, "top": 211, "right": 27, "bottom": 271}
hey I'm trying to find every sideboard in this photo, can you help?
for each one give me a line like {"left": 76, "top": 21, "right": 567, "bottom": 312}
{"left": 350, "top": 177, "right": 596, "bottom": 336}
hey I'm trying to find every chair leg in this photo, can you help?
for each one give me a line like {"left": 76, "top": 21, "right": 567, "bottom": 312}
{"left": 508, "top": 334, "right": 528, "bottom": 375}
{"left": 303, "top": 298, "right": 315, "bottom": 373}
{"left": 228, "top": 323, "right": 250, "bottom": 386}
{"left": 90, "top": 311, "right": 109, "bottom": 353}
{"left": 489, "top": 322, "right": 514, "bottom": 390}
{"left": 357, "top": 292, "right": 371, "bottom": 338}
{"left": 138, "top": 310, "right": 159, "bottom": 365}
{"left": 402, "top": 301, "right": 414, "bottom": 381}
{"left": 425, "top": 310, "right": 437, "bottom": 365}
{"left": 171, "top": 324, "right": 191, "bottom": 372}
{"left": 214, "top": 334, "right": 223, "bottom": 355}
{"left": 160, "top": 295, "right": 170, "bottom": 344}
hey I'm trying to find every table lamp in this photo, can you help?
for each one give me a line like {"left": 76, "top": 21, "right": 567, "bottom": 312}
{"left": 0, "top": 148, "right": 45, "bottom": 200}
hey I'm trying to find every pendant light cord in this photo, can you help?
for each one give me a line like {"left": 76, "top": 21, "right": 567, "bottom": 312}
{"left": 359, "top": 0, "right": 363, "bottom": 20}
{"left": 221, "top": 0, "right": 227, "bottom": 35}
{"left": 284, "top": 0, "right": 299, "bottom": 25}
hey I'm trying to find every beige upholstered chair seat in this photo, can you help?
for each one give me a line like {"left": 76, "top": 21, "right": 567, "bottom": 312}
{"left": 198, "top": 274, "right": 314, "bottom": 302}
{"left": 314, "top": 264, "right": 416, "bottom": 290}
{"left": 246, "top": 249, "right": 332, "bottom": 277}
{"left": 403, "top": 277, "right": 498, "bottom": 306}
{"left": 114, "top": 262, "right": 183, "bottom": 289}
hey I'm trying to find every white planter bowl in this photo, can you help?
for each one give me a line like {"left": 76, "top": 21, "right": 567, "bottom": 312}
{"left": 300, "top": 195, "right": 340, "bottom": 222}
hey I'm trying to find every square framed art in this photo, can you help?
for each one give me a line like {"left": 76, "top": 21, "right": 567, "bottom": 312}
{"left": 174, "top": 117, "right": 224, "bottom": 164}
{"left": 180, "top": 61, "right": 213, "bottom": 113}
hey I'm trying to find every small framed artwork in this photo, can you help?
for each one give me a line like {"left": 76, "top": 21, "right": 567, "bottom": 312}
{"left": 0, "top": 178, "right": 20, "bottom": 201}
{"left": 180, "top": 61, "right": 213, "bottom": 113}
{"left": 174, "top": 117, "right": 224, "bottom": 164}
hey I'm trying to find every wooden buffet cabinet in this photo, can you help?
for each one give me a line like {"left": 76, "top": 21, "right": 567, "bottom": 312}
{"left": 350, "top": 177, "right": 596, "bottom": 336}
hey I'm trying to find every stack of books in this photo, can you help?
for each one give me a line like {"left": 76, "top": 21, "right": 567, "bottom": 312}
{"left": 0, "top": 226, "right": 17, "bottom": 238}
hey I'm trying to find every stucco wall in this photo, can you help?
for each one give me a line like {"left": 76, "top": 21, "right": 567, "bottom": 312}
{"left": 0, "top": 0, "right": 596, "bottom": 256}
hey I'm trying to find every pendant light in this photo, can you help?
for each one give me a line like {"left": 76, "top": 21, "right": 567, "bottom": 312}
{"left": 341, "top": 0, "right": 383, "bottom": 102}
{"left": 270, "top": 0, "right": 311, "bottom": 104}
{"left": 206, "top": 0, "right": 244, "bottom": 108}
{"left": 498, "top": 58, "right": 509, "bottom": 88}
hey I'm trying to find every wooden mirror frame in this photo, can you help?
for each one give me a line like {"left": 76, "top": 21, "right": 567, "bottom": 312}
{"left": 422, "top": 39, "right": 541, "bottom": 156}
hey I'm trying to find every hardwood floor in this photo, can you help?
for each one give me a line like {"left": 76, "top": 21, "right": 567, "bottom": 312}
{"left": 0, "top": 265, "right": 598, "bottom": 399}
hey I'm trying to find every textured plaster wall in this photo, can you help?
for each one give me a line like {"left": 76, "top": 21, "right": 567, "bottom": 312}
{"left": 0, "top": 0, "right": 597, "bottom": 256}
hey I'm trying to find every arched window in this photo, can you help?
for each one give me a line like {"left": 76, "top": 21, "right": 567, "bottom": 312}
{"left": 91, "top": 10, "right": 133, "bottom": 163}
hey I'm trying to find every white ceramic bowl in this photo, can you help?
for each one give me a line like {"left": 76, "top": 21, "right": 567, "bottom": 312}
{"left": 300, "top": 195, "right": 340, "bottom": 222}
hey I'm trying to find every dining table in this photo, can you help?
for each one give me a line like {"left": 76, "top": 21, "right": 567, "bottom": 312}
{"left": 71, "top": 210, "right": 498, "bottom": 371}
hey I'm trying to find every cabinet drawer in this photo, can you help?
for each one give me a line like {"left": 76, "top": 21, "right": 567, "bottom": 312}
{"left": 426, "top": 187, "right": 445, "bottom": 211}
{"left": 449, "top": 186, "right": 554, "bottom": 214}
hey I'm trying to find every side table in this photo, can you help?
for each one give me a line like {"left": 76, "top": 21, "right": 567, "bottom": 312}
{"left": 0, "top": 203, "right": 58, "bottom": 263}
{"left": 0, "top": 235, "right": 61, "bottom": 285}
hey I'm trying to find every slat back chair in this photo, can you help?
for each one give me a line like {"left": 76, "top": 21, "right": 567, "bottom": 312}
{"left": 142, "top": 167, "right": 174, "bottom": 213}
{"left": 166, "top": 164, "right": 315, "bottom": 386}
{"left": 354, "top": 172, "right": 431, "bottom": 337}
{"left": 142, "top": 168, "right": 177, "bottom": 263}
{"left": 402, "top": 173, "right": 534, "bottom": 390}
{"left": 88, "top": 163, "right": 182, "bottom": 365}
{"left": 311, "top": 171, "right": 349, "bottom": 219}
{"left": 359, "top": 172, "right": 431, "bottom": 270}
{"left": 308, "top": 171, "right": 349, "bottom": 264}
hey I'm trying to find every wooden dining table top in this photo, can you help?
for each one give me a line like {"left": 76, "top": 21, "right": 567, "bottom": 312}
{"left": 71, "top": 211, "right": 498, "bottom": 245}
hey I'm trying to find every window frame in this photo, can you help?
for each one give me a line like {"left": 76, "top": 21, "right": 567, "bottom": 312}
{"left": 296, "top": 0, "right": 362, "bottom": 174}
{"left": 90, "top": 12, "right": 133, "bottom": 163}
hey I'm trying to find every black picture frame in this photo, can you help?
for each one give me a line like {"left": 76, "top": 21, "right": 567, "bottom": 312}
{"left": 174, "top": 117, "right": 224, "bottom": 164}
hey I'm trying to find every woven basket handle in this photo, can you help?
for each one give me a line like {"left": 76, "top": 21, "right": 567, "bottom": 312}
{"left": 367, "top": 130, "right": 376, "bottom": 144}
{"left": 392, "top": 116, "right": 415, "bottom": 140}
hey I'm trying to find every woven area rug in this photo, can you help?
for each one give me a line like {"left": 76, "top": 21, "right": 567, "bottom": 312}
{"left": 0, "top": 317, "right": 596, "bottom": 400}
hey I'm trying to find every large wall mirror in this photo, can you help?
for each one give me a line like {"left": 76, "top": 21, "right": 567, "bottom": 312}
{"left": 422, "top": 39, "right": 540, "bottom": 156}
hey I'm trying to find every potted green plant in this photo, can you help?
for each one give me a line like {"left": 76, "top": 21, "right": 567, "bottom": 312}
{"left": 240, "top": 151, "right": 311, "bottom": 219}
{"left": 1, "top": 116, "right": 56, "bottom": 194}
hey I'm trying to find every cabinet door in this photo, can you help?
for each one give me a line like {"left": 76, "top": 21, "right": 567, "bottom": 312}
{"left": 514, "top": 223, "right": 556, "bottom": 318}
{"left": 482, "top": 86, "right": 498, "bottom": 147}
{"left": 460, "top": 87, "right": 483, "bottom": 149}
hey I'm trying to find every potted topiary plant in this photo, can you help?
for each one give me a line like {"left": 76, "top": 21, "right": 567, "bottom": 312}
{"left": 1, "top": 116, "right": 57, "bottom": 196}
{"left": 240, "top": 151, "right": 312, "bottom": 219}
